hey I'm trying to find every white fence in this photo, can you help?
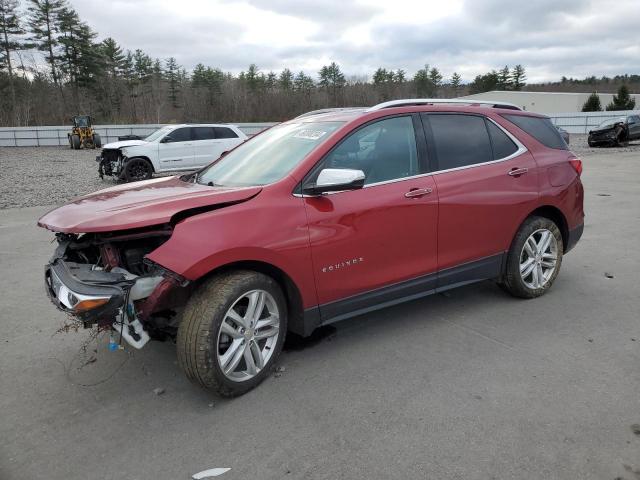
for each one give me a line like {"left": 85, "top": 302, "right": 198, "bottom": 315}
{"left": 548, "top": 110, "right": 640, "bottom": 134}
{"left": 0, "top": 123, "right": 276, "bottom": 147}
{"left": 1, "top": 111, "right": 638, "bottom": 145}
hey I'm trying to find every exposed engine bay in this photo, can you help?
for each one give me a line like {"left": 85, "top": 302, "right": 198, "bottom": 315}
{"left": 45, "top": 226, "right": 190, "bottom": 348}
{"left": 97, "top": 148, "right": 125, "bottom": 179}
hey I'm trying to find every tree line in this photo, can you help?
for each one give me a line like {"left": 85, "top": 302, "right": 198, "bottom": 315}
{"left": 0, "top": 0, "right": 635, "bottom": 127}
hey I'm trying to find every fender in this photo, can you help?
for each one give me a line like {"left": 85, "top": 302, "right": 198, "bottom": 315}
{"left": 145, "top": 187, "right": 319, "bottom": 309}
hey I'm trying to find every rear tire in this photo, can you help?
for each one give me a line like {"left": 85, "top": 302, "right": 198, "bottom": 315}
{"left": 124, "top": 157, "right": 153, "bottom": 182}
{"left": 177, "top": 271, "right": 287, "bottom": 397}
{"left": 500, "top": 216, "right": 563, "bottom": 299}
{"left": 71, "top": 134, "right": 81, "bottom": 150}
{"left": 93, "top": 133, "right": 102, "bottom": 149}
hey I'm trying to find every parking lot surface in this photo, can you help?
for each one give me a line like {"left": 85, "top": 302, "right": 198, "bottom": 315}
{"left": 1, "top": 146, "right": 639, "bottom": 480}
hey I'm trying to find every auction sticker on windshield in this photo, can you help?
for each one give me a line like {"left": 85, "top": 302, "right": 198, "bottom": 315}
{"left": 293, "top": 129, "right": 328, "bottom": 140}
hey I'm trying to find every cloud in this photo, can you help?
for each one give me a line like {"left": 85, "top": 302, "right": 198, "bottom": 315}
{"left": 63, "top": 0, "right": 640, "bottom": 82}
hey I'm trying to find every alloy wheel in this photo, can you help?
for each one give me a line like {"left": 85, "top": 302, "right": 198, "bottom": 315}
{"left": 519, "top": 228, "right": 558, "bottom": 289}
{"left": 216, "top": 289, "right": 280, "bottom": 382}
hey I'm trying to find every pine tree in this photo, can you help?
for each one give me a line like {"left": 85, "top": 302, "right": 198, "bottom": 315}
{"left": 497, "top": 65, "right": 511, "bottom": 90}
{"left": 56, "top": 7, "right": 99, "bottom": 89}
{"left": 450, "top": 72, "right": 462, "bottom": 96}
{"left": 294, "top": 70, "right": 314, "bottom": 93}
{"left": 0, "top": 0, "right": 26, "bottom": 113}
{"left": 394, "top": 69, "right": 406, "bottom": 84}
{"left": 27, "top": 0, "right": 64, "bottom": 87}
{"left": 318, "top": 62, "right": 345, "bottom": 104}
{"left": 265, "top": 71, "right": 276, "bottom": 90}
{"left": 510, "top": 64, "right": 526, "bottom": 90}
{"left": 581, "top": 92, "right": 602, "bottom": 112}
{"left": 428, "top": 67, "right": 442, "bottom": 95}
{"left": 101, "top": 37, "right": 125, "bottom": 77}
{"left": 413, "top": 64, "right": 434, "bottom": 97}
{"left": 373, "top": 67, "right": 389, "bottom": 85}
{"left": 278, "top": 68, "right": 293, "bottom": 91}
{"left": 469, "top": 71, "right": 499, "bottom": 94}
{"left": 164, "top": 56, "right": 180, "bottom": 108}
{"left": 606, "top": 84, "right": 636, "bottom": 111}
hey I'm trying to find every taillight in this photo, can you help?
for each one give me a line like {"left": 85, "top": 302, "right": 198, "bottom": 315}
{"left": 569, "top": 158, "right": 582, "bottom": 176}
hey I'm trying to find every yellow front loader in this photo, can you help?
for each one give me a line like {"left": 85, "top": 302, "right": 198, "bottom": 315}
{"left": 67, "top": 115, "right": 102, "bottom": 149}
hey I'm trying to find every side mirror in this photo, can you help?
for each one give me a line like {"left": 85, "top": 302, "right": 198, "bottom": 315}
{"left": 302, "top": 168, "right": 365, "bottom": 196}
{"left": 160, "top": 135, "right": 173, "bottom": 143}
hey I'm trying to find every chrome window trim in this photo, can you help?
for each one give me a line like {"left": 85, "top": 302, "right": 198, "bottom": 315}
{"left": 293, "top": 115, "right": 528, "bottom": 197}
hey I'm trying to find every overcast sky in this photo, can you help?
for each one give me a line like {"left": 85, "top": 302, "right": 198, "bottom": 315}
{"left": 66, "top": 0, "right": 640, "bottom": 83}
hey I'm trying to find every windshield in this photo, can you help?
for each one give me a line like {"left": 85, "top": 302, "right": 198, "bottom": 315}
{"left": 597, "top": 117, "right": 625, "bottom": 128}
{"left": 144, "top": 126, "right": 174, "bottom": 142}
{"left": 197, "top": 121, "right": 344, "bottom": 187}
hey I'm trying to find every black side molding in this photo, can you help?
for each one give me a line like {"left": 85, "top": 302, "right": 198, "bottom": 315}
{"left": 297, "top": 253, "right": 504, "bottom": 337}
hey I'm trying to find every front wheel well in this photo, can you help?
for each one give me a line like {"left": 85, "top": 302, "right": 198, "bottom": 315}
{"left": 198, "top": 261, "right": 304, "bottom": 333}
{"left": 526, "top": 206, "right": 569, "bottom": 251}
{"left": 126, "top": 156, "right": 155, "bottom": 172}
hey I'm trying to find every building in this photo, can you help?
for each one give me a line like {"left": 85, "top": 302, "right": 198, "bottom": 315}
{"left": 457, "top": 90, "right": 639, "bottom": 115}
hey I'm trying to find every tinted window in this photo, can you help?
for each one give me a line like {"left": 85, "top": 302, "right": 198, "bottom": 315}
{"left": 164, "top": 127, "right": 191, "bottom": 143}
{"left": 486, "top": 121, "right": 519, "bottom": 159}
{"left": 320, "top": 116, "right": 418, "bottom": 185}
{"left": 192, "top": 127, "right": 215, "bottom": 140}
{"left": 213, "top": 127, "right": 239, "bottom": 139}
{"left": 503, "top": 114, "right": 568, "bottom": 150}
{"left": 427, "top": 114, "right": 492, "bottom": 171}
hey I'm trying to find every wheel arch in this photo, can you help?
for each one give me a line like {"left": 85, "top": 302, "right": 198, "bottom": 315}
{"left": 525, "top": 205, "right": 569, "bottom": 251}
{"left": 126, "top": 156, "right": 156, "bottom": 172}
{"left": 197, "top": 260, "right": 305, "bottom": 335}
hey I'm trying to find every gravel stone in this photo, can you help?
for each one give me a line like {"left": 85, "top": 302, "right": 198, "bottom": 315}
{"left": 0, "top": 146, "right": 186, "bottom": 209}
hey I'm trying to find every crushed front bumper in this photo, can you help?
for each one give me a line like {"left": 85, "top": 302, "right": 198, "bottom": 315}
{"left": 45, "top": 259, "right": 132, "bottom": 327}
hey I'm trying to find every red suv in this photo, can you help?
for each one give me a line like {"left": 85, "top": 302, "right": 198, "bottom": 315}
{"left": 39, "top": 99, "right": 584, "bottom": 397}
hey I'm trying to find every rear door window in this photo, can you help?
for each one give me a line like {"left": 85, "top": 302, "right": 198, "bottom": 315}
{"left": 486, "top": 121, "right": 519, "bottom": 159}
{"left": 192, "top": 127, "right": 216, "bottom": 141}
{"left": 502, "top": 114, "right": 568, "bottom": 150}
{"left": 213, "top": 127, "right": 239, "bottom": 139}
{"left": 425, "top": 114, "right": 492, "bottom": 171}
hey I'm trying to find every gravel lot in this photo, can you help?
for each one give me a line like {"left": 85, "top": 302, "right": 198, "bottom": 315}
{"left": 1, "top": 135, "right": 638, "bottom": 209}
{"left": 1, "top": 143, "right": 640, "bottom": 479}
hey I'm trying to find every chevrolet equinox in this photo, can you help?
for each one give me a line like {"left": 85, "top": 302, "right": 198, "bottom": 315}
{"left": 39, "top": 99, "right": 585, "bottom": 397}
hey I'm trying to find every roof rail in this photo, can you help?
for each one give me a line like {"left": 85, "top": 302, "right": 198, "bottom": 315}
{"left": 367, "top": 98, "right": 522, "bottom": 112}
{"left": 295, "top": 107, "right": 367, "bottom": 119}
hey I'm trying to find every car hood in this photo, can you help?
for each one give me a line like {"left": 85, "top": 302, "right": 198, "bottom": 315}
{"left": 38, "top": 176, "right": 262, "bottom": 233}
{"left": 590, "top": 123, "right": 625, "bottom": 135}
{"left": 102, "top": 139, "right": 148, "bottom": 149}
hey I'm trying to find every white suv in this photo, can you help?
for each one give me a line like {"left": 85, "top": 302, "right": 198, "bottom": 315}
{"left": 97, "top": 124, "right": 248, "bottom": 182}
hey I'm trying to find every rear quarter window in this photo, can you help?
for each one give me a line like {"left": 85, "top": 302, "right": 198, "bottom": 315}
{"left": 502, "top": 114, "right": 568, "bottom": 150}
{"left": 214, "top": 127, "right": 239, "bottom": 139}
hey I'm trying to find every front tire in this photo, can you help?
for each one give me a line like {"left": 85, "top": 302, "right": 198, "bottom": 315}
{"left": 177, "top": 271, "right": 287, "bottom": 397}
{"left": 501, "top": 216, "right": 563, "bottom": 299}
{"left": 93, "top": 133, "right": 102, "bottom": 148}
{"left": 71, "top": 134, "right": 81, "bottom": 150}
{"left": 124, "top": 157, "right": 153, "bottom": 182}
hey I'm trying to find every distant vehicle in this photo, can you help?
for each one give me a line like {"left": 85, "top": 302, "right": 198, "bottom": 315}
{"left": 68, "top": 115, "right": 101, "bottom": 150}
{"left": 97, "top": 124, "right": 248, "bottom": 182}
{"left": 41, "top": 99, "right": 584, "bottom": 397}
{"left": 588, "top": 115, "right": 640, "bottom": 147}
{"left": 556, "top": 126, "right": 570, "bottom": 145}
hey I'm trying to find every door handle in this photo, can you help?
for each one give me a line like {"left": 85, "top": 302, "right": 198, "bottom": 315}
{"left": 508, "top": 167, "right": 528, "bottom": 177}
{"left": 405, "top": 187, "right": 433, "bottom": 198}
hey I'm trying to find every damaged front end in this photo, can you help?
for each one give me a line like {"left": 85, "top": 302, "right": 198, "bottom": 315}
{"left": 45, "top": 227, "right": 189, "bottom": 349}
{"left": 97, "top": 148, "right": 125, "bottom": 179}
